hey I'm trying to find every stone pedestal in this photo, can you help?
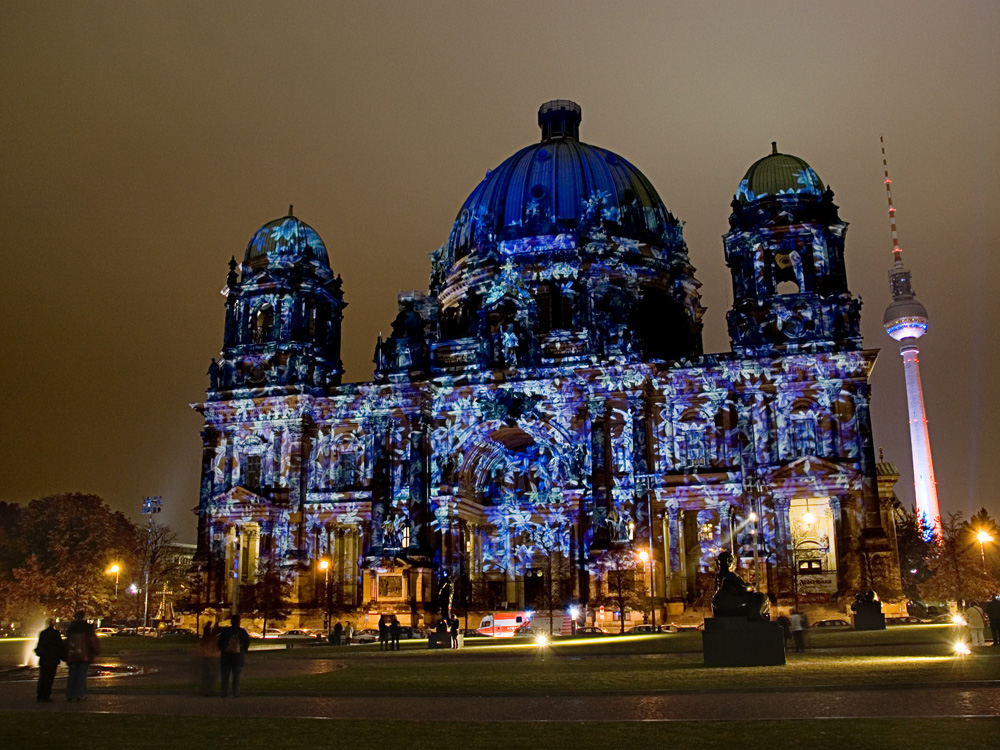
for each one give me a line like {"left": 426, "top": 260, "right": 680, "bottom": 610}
{"left": 851, "top": 603, "right": 886, "bottom": 631}
{"left": 702, "top": 617, "right": 786, "bottom": 667}
{"left": 428, "top": 632, "right": 462, "bottom": 649}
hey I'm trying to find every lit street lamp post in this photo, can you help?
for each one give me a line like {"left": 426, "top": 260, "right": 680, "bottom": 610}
{"left": 319, "top": 560, "right": 330, "bottom": 633}
{"left": 976, "top": 530, "right": 993, "bottom": 575}
{"left": 107, "top": 564, "right": 120, "bottom": 598}
{"left": 637, "top": 549, "right": 655, "bottom": 630}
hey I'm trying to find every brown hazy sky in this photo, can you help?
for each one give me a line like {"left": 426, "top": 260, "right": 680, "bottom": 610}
{"left": 2, "top": 1, "right": 998, "bottom": 541}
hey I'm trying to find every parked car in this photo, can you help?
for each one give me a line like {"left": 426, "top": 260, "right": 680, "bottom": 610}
{"left": 113, "top": 627, "right": 137, "bottom": 637}
{"left": 625, "top": 624, "right": 663, "bottom": 634}
{"left": 261, "top": 628, "right": 286, "bottom": 639}
{"left": 811, "top": 619, "right": 851, "bottom": 629}
{"left": 159, "top": 628, "right": 196, "bottom": 638}
{"left": 886, "top": 616, "right": 925, "bottom": 625}
{"left": 95, "top": 627, "right": 119, "bottom": 637}
{"left": 513, "top": 626, "right": 538, "bottom": 636}
{"left": 137, "top": 627, "right": 158, "bottom": 637}
{"left": 354, "top": 628, "right": 381, "bottom": 644}
{"left": 929, "top": 613, "right": 961, "bottom": 624}
{"left": 575, "top": 626, "right": 608, "bottom": 636}
{"left": 283, "top": 629, "right": 322, "bottom": 639}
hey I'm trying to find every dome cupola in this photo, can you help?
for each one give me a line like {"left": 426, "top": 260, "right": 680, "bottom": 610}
{"left": 381, "top": 101, "right": 705, "bottom": 381}
{"left": 735, "top": 143, "right": 825, "bottom": 205}
{"left": 243, "top": 206, "right": 330, "bottom": 269}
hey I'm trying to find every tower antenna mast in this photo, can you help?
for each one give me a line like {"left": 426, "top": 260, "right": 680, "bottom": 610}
{"left": 880, "top": 136, "right": 941, "bottom": 541}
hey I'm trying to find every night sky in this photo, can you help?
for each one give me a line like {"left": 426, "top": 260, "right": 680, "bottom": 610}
{"left": 2, "top": 1, "right": 997, "bottom": 540}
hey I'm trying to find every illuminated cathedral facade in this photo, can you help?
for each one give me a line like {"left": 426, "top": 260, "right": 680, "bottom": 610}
{"left": 192, "top": 101, "right": 901, "bottom": 626}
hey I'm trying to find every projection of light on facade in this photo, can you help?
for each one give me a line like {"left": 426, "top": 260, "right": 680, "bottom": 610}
{"left": 191, "top": 103, "right": 901, "bottom": 623}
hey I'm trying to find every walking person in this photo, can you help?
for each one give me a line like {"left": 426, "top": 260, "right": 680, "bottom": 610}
{"left": 64, "top": 610, "right": 99, "bottom": 701}
{"left": 34, "top": 618, "right": 64, "bottom": 702}
{"left": 390, "top": 617, "right": 402, "bottom": 651}
{"left": 789, "top": 610, "right": 805, "bottom": 653}
{"left": 378, "top": 616, "right": 389, "bottom": 651}
{"left": 344, "top": 622, "right": 354, "bottom": 646}
{"left": 966, "top": 601, "right": 987, "bottom": 647}
{"left": 199, "top": 623, "right": 218, "bottom": 695}
{"left": 216, "top": 615, "right": 250, "bottom": 698}
{"left": 985, "top": 594, "right": 1000, "bottom": 647}
{"left": 449, "top": 617, "right": 459, "bottom": 649}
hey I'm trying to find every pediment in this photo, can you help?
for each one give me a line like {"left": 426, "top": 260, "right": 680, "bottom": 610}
{"left": 219, "top": 485, "right": 266, "bottom": 506}
{"left": 771, "top": 456, "right": 848, "bottom": 481}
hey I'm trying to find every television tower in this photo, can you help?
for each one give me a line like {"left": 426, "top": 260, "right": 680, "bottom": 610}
{"left": 880, "top": 136, "right": 941, "bottom": 540}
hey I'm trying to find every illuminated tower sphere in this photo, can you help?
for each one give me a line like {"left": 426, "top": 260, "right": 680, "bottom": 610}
{"left": 881, "top": 139, "right": 940, "bottom": 540}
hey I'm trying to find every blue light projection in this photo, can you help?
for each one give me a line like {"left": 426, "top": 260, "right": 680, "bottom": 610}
{"left": 192, "top": 103, "right": 901, "bottom": 624}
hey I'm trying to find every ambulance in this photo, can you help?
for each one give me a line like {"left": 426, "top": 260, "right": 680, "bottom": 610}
{"left": 476, "top": 612, "right": 529, "bottom": 637}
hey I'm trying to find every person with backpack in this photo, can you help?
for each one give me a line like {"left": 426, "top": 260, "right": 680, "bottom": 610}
{"left": 34, "top": 618, "right": 65, "bottom": 702}
{"left": 64, "top": 610, "right": 99, "bottom": 701}
{"left": 216, "top": 614, "right": 250, "bottom": 697}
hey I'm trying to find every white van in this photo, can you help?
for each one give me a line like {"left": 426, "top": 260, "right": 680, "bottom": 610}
{"left": 477, "top": 612, "right": 529, "bottom": 637}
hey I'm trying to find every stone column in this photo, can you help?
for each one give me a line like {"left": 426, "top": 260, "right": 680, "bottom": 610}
{"left": 667, "top": 504, "right": 682, "bottom": 599}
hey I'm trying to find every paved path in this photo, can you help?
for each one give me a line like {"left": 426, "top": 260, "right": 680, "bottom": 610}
{"left": 3, "top": 648, "right": 998, "bottom": 722}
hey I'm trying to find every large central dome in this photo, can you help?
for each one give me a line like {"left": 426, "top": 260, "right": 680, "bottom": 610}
{"left": 446, "top": 100, "right": 680, "bottom": 261}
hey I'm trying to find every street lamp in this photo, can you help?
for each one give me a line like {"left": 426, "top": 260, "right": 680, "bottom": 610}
{"left": 637, "top": 549, "right": 655, "bottom": 631}
{"left": 107, "top": 564, "right": 120, "bottom": 598}
{"left": 319, "top": 559, "right": 331, "bottom": 633}
{"left": 976, "top": 530, "right": 993, "bottom": 574}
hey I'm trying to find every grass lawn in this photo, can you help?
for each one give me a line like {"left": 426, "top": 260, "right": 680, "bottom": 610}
{"left": 3, "top": 714, "right": 998, "bottom": 750}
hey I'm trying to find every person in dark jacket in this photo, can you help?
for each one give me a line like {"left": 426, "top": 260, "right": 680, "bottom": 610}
{"left": 34, "top": 618, "right": 64, "bottom": 702}
{"left": 216, "top": 615, "right": 250, "bottom": 697}
{"left": 330, "top": 621, "right": 343, "bottom": 646}
{"left": 389, "top": 617, "right": 401, "bottom": 651}
{"left": 64, "top": 610, "right": 99, "bottom": 701}
{"left": 378, "top": 616, "right": 389, "bottom": 651}
{"left": 449, "top": 618, "right": 459, "bottom": 649}
{"left": 986, "top": 594, "right": 1000, "bottom": 647}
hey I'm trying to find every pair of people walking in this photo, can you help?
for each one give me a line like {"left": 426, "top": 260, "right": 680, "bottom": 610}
{"left": 34, "top": 611, "right": 100, "bottom": 702}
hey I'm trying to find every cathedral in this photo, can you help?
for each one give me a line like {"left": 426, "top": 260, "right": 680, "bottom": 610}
{"left": 192, "top": 100, "right": 902, "bottom": 628}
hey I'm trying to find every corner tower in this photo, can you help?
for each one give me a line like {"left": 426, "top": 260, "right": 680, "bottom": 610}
{"left": 724, "top": 144, "right": 861, "bottom": 355}
{"left": 210, "top": 207, "right": 345, "bottom": 397}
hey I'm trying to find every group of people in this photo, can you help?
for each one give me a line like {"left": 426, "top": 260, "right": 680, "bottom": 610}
{"left": 378, "top": 616, "right": 404, "bottom": 650}
{"left": 775, "top": 611, "right": 809, "bottom": 652}
{"left": 327, "top": 621, "right": 354, "bottom": 646}
{"left": 198, "top": 616, "right": 251, "bottom": 697}
{"left": 965, "top": 595, "right": 1000, "bottom": 647}
{"left": 33, "top": 611, "right": 100, "bottom": 702}
{"left": 434, "top": 617, "right": 461, "bottom": 649}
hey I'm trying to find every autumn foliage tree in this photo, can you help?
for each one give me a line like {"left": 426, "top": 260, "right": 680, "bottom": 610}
{"left": 594, "top": 548, "right": 647, "bottom": 633}
{"left": 919, "top": 512, "right": 996, "bottom": 605}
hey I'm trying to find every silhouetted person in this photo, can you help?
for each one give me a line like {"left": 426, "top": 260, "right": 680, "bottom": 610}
{"left": 390, "top": 617, "right": 401, "bottom": 651}
{"left": 331, "top": 622, "right": 343, "bottom": 646}
{"left": 34, "top": 618, "right": 64, "bottom": 702}
{"left": 986, "top": 595, "right": 1000, "bottom": 647}
{"left": 450, "top": 618, "right": 459, "bottom": 649}
{"left": 199, "top": 623, "right": 218, "bottom": 695}
{"left": 378, "top": 617, "right": 389, "bottom": 651}
{"left": 64, "top": 610, "right": 99, "bottom": 701}
{"left": 217, "top": 615, "right": 250, "bottom": 697}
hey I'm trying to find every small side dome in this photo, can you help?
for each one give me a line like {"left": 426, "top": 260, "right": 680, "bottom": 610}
{"left": 736, "top": 143, "right": 825, "bottom": 204}
{"left": 244, "top": 207, "right": 330, "bottom": 265}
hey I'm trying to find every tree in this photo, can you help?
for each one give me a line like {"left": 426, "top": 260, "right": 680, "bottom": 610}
{"left": 919, "top": 512, "right": 996, "bottom": 604}
{"left": 594, "top": 548, "right": 647, "bottom": 633}
{"left": 175, "top": 567, "right": 212, "bottom": 634}
{"left": 526, "top": 524, "right": 572, "bottom": 634}
{"left": 241, "top": 557, "right": 292, "bottom": 635}
{"left": 894, "top": 504, "right": 933, "bottom": 602}
{"left": 962, "top": 508, "right": 1000, "bottom": 584}
{"left": 17, "top": 494, "right": 139, "bottom": 617}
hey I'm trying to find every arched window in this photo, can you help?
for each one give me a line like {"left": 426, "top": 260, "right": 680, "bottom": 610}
{"left": 253, "top": 303, "right": 274, "bottom": 344}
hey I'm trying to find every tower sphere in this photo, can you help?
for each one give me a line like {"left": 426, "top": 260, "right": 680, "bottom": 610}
{"left": 883, "top": 295, "right": 929, "bottom": 341}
